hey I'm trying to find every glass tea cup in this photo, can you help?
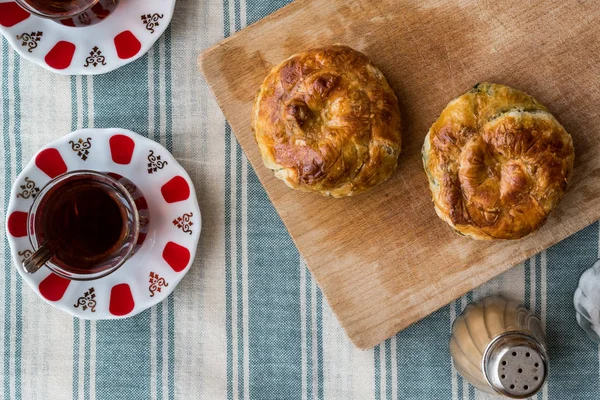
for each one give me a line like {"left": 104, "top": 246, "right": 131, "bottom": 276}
{"left": 15, "top": 0, "right": 119, "bottom": 27}
{"left": 25, "top": 170, "right": 149, "bottom": 281}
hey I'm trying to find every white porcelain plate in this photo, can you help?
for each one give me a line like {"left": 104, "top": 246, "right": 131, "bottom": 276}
{"left": 0, "top": 0, "right": 175, "bottom": 75}
{"left": 5, "top": 128, "right": 201, "bottom": 319}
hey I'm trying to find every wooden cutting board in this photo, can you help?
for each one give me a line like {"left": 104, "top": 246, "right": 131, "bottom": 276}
{"left": 198, "top": 0, "right": 600, "bottom": 349}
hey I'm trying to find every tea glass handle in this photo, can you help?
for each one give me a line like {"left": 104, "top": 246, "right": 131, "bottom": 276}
{"left": 22, "top": 243, "right": 54, "bottom": 274}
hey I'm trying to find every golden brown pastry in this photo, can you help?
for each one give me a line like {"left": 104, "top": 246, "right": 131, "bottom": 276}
{"left": 252, "top": 45, "right": 401, "bottom": 197}
{"left": 422, "top": 83, "right": 574, "bottom": 240}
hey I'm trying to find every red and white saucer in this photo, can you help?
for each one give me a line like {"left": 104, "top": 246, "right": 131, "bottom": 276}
{"left": 0, "top": 0, "right": 175, "bottom": 75}
{"left": 5, "top": 128, "right": 201, "bottom": 319}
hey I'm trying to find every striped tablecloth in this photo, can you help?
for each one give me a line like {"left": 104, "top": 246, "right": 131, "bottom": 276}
{"left": 1, "top": 1, "right": 599, "bottom": 399}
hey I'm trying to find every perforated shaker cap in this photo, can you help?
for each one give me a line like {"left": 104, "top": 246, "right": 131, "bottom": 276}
{"left": 483, "top": 332, "right": 548, "bottom": 399}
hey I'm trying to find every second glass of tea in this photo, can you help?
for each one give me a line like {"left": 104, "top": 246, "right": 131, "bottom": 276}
{"left": 15, "top": 0, "right": 119, "bottom": 27}
{"left": 25, "top": 170, "right": 149, "bottom": 280}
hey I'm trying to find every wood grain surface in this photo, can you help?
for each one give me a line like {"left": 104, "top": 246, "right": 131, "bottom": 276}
{"left": 199, "top": 0, "right": 600, "bottom": 349}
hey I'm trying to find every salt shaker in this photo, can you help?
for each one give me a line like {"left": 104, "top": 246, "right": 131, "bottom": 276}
{"left": 449, "top": 296, "right": 548, "bottom": 398}
{"left": 574, "top": 259, "right": 600, "bottom": 343}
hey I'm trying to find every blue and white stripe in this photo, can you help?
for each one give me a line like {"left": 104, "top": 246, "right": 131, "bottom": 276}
{"left": 2, "top": 0, "right": 600, "bottom": 399}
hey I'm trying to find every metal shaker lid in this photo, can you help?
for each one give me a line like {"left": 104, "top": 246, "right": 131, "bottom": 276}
{"left": 482, "top": 331, "right": 548, "bottom": 399}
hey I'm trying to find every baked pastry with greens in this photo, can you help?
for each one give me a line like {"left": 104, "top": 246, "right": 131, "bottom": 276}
{"left": 252, "top": 45, "right": 402, "bottom": 197}
{"left": 422, "top": 82, "right": 574, "bottom": 240}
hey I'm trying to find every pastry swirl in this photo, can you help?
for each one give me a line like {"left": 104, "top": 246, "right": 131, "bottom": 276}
{"left": 252, "top": 45, "right": 402, "bottom": 197}
{"left": 422, "top": 83, "right": 574, "bottom": 240}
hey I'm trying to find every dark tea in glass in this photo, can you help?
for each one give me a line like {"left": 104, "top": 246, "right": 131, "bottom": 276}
{"left": 15, "top": 0, "right": 119, "bottom": 27}
{"left": 28, "top": 171, "right": 148, "bottom": 280}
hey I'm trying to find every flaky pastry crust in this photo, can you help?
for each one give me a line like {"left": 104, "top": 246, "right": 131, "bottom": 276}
{"left": 422, "top": 83, "right": 574, "bottom": 240}
{"left": 252, "top": 45, "right": 401, "bottom": 197}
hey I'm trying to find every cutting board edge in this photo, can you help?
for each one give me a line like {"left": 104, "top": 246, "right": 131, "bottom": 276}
{"left": 197, "top": 0, "right": 600, "bottom": 350}
{"left": 197, "top": 0, "right": 307, "bottom": 75}
{"left": 346, "top": 214, "right": 600, "bottom": 349}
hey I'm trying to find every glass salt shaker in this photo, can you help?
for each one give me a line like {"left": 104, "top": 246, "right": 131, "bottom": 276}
{"left": 574, "top": 259, "right": 600, "bottom": 343}
{"left": 449, "top": 296, "right": 548, "bottom": 398}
